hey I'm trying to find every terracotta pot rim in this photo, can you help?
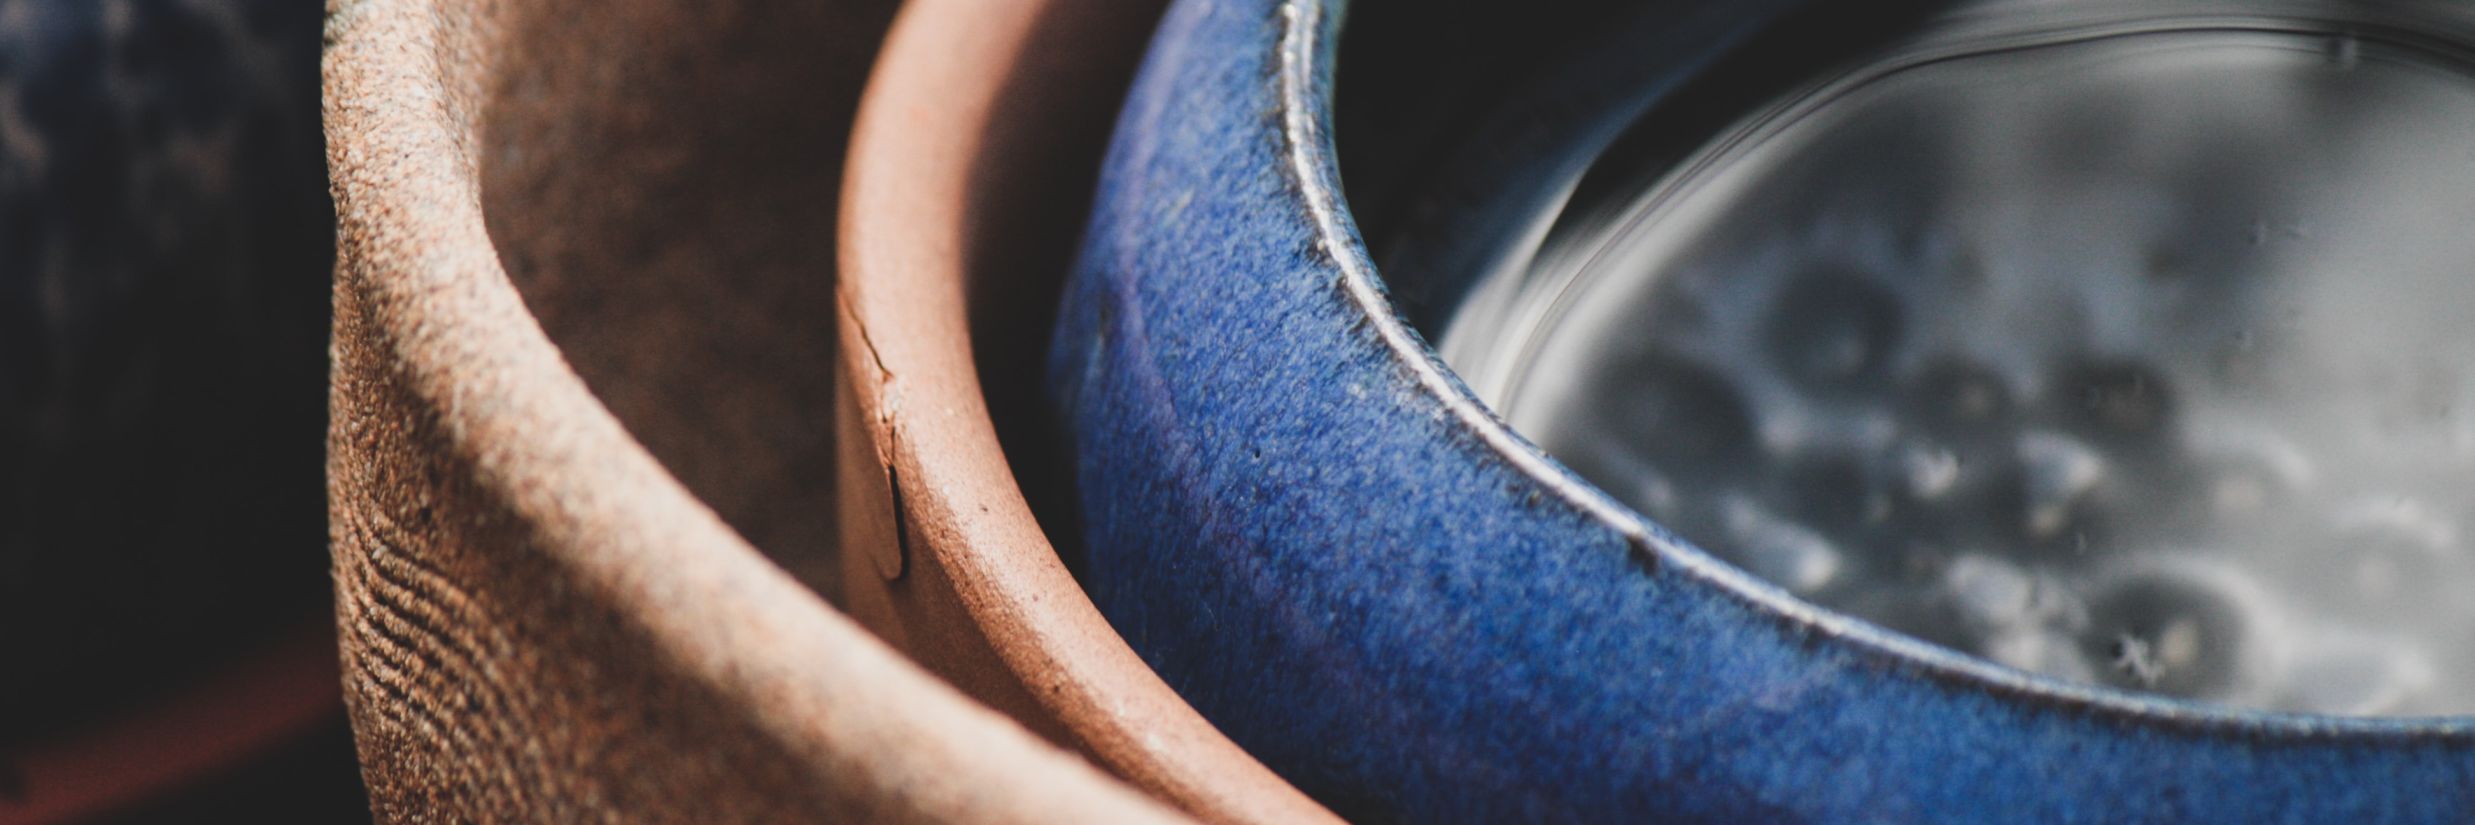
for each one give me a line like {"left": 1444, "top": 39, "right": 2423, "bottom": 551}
{"left": 837, "top": 1, "right": 1337, "bottom": 822}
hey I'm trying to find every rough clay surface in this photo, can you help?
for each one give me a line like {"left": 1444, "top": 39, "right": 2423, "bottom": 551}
{"left": 324, "top": 0, "right": 1185, "bottom": 820}
{"left": 836, "top": 1, "right": 1340, "bottom": 822}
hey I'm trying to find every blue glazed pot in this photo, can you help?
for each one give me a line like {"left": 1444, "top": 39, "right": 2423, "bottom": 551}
{"left": 1050, "top": 0, "right": 2475, "bottom": 820}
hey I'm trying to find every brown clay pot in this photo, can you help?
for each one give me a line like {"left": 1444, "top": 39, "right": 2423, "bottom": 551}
{"left": 324, "top": 0, "right": 1185, "bottom": 820}
{"left": 836, "top": 2, "right": 1338, "bottom": 823}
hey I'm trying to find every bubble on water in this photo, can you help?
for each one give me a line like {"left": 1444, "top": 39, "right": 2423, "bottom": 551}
{"left": 1773, "top": 451, "right": 1895, "bottom": 532}
{"left": 1722, "top": 496, "right": 1845, "bottom": 595}
{"left": 2079, "top": 566, "right": 2260, "bottom": 700}
{"left": 2321, "top": 497, "right": 2459, "bottom": 601}
{"left": 1906, "top": 358, "right": 2014, "bottom": 434}
{"left": 2016, "top": 431, "right": 2107, "bottom": 540}
{"left": 2185, "top": 426, "right": 2317, "bottom": 516}
{"left": 1765, "top": 273, "right": 1904, "bottom": 393}
{"left": 1986, "top": 627, "right": 2097, "bottom": 682}
{"left": 1900, "top": 443, "right": 1964, "bottom": 500}
{"left": 1945, "top": 553, "right": 2034, "bottom": 631}
{"left": 2051, "top": 359, "right": 2174, "bottom": 442}
{"left": 2108, "top": 633, "right": 2163, "bottom": 687}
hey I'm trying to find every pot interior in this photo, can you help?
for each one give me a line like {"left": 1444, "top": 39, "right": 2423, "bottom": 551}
{"left": 1352, "top": 0, "right": 2475, "bottom": 718}
{"left": 476, "top": 0, "right": 898, "bottom": 593}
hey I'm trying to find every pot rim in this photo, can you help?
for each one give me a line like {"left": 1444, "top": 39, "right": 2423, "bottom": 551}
{"left": 1280, "top": 0, "right": 2475, "bottom": 737}
{"left": 320, "top": 0, "right": 1193, "bottom": 819}
{"left": 836, "top": 0, "right": 1343, "bottom": 820}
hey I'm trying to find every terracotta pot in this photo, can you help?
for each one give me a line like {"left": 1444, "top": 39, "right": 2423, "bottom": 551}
{"left": 323, "top": 0, "right": 1184, "bottom": 820}
{"left": 834, "top": 1, "right": 1337, "bottom": 823}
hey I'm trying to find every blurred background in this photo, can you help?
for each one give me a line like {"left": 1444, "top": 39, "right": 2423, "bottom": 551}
{"left": 0, "top": 0, "right": 367, "bottom": 820}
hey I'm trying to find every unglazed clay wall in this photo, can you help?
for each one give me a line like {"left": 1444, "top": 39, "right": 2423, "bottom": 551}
{"left": 478, "top": 0, "right": 895, "bottom": 594}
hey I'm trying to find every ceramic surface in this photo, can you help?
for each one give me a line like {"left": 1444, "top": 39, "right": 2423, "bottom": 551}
{"left": 836, "top": 0, "right": 1338, "bottom": 821}
{"left": 324, "top": 0, "right": 1187, "bottom": 820}
{"left": 1051, "top": 0, "right": 2475, "bottom": 820}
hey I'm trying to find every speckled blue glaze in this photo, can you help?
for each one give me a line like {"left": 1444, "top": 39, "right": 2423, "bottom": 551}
{"left": 1049, "top": 0, "right": 2475, "bottom": 820}
{"left": 0, "top": 0, "right": 330, "bottom": 741}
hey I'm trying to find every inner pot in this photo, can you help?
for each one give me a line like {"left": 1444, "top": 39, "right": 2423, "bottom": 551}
{"left": 476, "top": 0, "right": 879, "bottom": 590}
{"left": 834, "top": 0, "right": 1340, "bottom": 820}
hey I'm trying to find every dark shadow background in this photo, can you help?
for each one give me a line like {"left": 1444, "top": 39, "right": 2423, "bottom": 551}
{"left": 0, "top": 0, "right": 363, "bottom": 820}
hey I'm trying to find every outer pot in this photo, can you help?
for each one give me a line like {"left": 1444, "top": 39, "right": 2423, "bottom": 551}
{"left": 1050, "top": 0, "right": 2475, "bottom": 821}
{"left": 835, "top": 1, "right": 1335, "bottom": 823}
{"left": 323, "top": 0, "right": 1182, "bottom": 821}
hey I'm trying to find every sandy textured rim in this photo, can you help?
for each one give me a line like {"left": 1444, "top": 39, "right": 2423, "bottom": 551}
{"left": 320, "top": 0, "right": 1193, "bottom": 819}
{"left": 1278, "top": 0, "right": 2475, "bottom": 737}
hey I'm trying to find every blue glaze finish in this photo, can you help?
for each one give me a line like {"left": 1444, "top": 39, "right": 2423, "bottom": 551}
{"left": 1054, "top": 0, "right": 2475, "bottom": 820}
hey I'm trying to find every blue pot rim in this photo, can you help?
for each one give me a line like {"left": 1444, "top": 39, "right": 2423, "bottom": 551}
{"left": 1276, "top": 0, "right": 2475, "bottom": 739}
